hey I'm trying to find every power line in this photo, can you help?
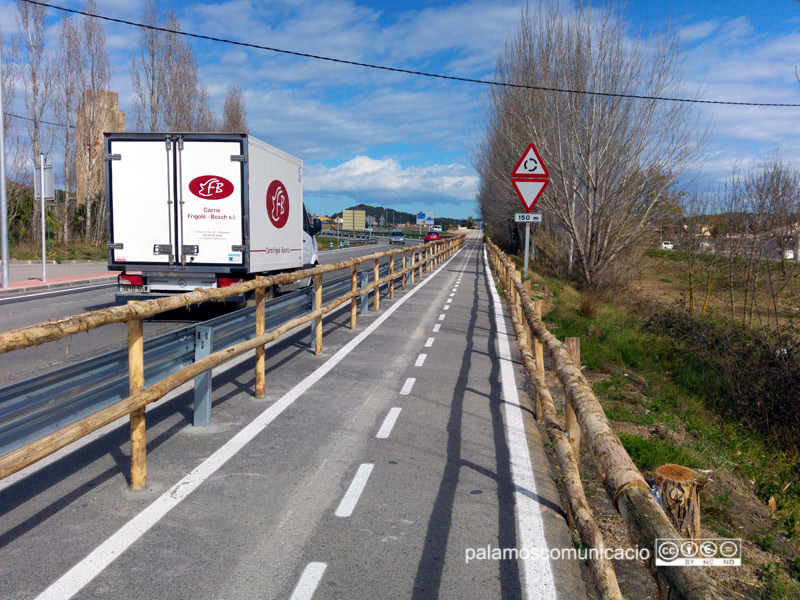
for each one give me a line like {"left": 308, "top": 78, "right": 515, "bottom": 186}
{"left": 23, "top": 0, "right": 800, "bottom": 108}
{"left": 5, "top": 112, "right": 75, "bottom": 129}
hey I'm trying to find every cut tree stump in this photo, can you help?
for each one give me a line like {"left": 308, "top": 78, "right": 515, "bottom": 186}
{"left": 655, "top": 464, "right": 707, "bottom": 542}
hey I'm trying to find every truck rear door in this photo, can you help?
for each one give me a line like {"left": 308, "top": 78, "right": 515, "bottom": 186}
{"left": 177, "top": 139, "right": 245, "bottom": 266}
{"left": 107, "top": 138, "right": 174, "bottom": 265}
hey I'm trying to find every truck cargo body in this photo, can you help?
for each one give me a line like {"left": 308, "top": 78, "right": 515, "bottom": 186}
{"left": 105, "top": 133, "right": 319, "bottom": 302}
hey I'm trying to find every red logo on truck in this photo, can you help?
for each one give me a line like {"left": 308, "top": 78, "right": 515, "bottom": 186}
{"left": 189, "top": 175, "right": 234, "bottom": 200}
{"left": 266, "top": 180, "right": 290, "bottom": 229}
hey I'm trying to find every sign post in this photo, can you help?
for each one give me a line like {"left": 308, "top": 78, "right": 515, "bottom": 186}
{"left": 33, "top": 154, "right": 54, "bottom": 282}
{"left": 511, "top": 143, "right": 549, "bottom": 276}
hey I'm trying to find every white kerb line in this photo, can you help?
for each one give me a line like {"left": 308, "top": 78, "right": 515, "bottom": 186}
{"left": 376, "top": 407, "right": 402, "bottom": 439}
{"left": 415, "top": 354, "right": 427, "bottom": 367}
{"left": 334, "top": 463, "right": 374, "bottom": 517}
{"left": 32, "top": 243, "right": 469, "bottom": 600}
{"left": 483, "top": 246, "right": 557, "bottom": 600}
{"left": 289, "top": 562, "right": 327, "bottom": 600}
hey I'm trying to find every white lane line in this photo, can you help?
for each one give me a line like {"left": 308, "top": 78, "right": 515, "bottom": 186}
{"left": 451, "top": 288, "right": 457, "bottom": 292}
{"left": 438, "top": 314, "right": 446, "bottom": 320}
{"left": 0, "top": 282, "right": 114, "bottom": 304}
{"left": 483, "top": 247, "right": 557, "bottom": 600}
{"left": 432, "top": 324, "right": 441, "bottom": 333}
{"left": 424, "top": 337, "right": 435, "bottom": 348}
{"left": 400, "top": 377, "right": 416, "bottom": 395}
{"left": 334, "top": 463, "right": 374, "bottom": 517}
{"left": 289, "top": 562, "right": 327, "bottom": 600}
{"left": 449, "top": 293, "right": 455, "bottom": 297}
{"left": 446, "top": 298, "right": 453, "bottom": 304}
{"left": 376, "top": 407, "right": 402, "bottom": 439}
{"left": 443, "top": 305, "right": 450, "bottom": 310}
{"left": 415, "top": 353, "right": 427, "bottom": 367}
{"left": 32, "top": 244, "right": 469, "bottom": 600}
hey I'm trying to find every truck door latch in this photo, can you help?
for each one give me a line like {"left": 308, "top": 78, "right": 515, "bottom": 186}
{"left": 108, "top": 242, "right": 123, "bottom": 250}
{"left": 153, "top": 244, "right": 173, "bottom": 255}
{"left": 182, "top": 245, "right": 199, "bottom": 256}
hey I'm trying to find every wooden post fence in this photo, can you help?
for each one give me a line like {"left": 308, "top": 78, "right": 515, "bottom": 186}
{"left": 127, "top": 303, "right": 146, "bottom": 490}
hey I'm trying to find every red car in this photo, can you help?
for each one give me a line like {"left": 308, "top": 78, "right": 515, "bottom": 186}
{"left": 424, "top": 231, "right": 442, "bottom": 243}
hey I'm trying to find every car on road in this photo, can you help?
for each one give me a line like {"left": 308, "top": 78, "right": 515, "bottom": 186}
{"left": 660, "top": 241, "right": 675, "bottom": 250}
{"left": 433, "top": 225, "right": 443, "bottom": 232}
{"left": 424, "top": 231, "right": 442, "bottom": 243}
{"left": 388, "top": 230, "right": 405, "bottom": 245}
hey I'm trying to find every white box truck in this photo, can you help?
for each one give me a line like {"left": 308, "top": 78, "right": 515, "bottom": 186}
{"left": 104, "top": 132, "right": 321, "bottom": 303}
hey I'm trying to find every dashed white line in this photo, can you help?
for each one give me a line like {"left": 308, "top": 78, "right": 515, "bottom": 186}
{"left": 415, "top": 353, "right": 427, "bottom": 367}
{"left": 289, "top": 562, "right": 328, "bottom": 600}
{"left": 424, "top": 337, "right": 435, "bottom": 348}
{"left": 443, "top": 305, "right": 450, "bottom": 310}
{"left": 400, "top": 377, "right": 416, "bottom": 395}
{"left": 432, "top": 324, "right": 441, "bottom": 333}
{"left": 449, "top": 293, "right": 455, "bottom": 297}
{"left": 446, "top": 298, "right": 453, "bottom": 304}
{"left": 376, "top": 407, "right": 402, "bottom": 439}
{"left": 438, "top": 314, "right": 446, "bottom": 320}
{"left": 335, "top": 464, "right": 374, "bottom": 517}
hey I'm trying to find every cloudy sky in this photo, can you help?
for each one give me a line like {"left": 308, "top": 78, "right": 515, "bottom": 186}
{"left": 1, "top": 0, "right": 799, "bottom": 220}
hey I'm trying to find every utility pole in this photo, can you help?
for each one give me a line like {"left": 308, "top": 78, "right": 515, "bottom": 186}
{"left": 0, "top": 53, "right": 9, "bottom": 289}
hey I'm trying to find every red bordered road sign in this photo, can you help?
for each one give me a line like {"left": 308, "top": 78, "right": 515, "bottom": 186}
{"left": 511, "top": 142, "right": 550, "bottom": 212}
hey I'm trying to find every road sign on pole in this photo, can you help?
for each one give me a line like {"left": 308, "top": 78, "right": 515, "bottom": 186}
{"left": 511, "top": 142, "right": 550, "bottom": 275}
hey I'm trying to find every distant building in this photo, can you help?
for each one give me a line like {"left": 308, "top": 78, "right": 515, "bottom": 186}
{"left": 75, "top": 90, "right": 125, "bottom": 206}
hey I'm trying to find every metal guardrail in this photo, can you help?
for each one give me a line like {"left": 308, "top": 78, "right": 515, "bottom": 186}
{"left": 0, "top": 263, "right": 394, "bottom": 457}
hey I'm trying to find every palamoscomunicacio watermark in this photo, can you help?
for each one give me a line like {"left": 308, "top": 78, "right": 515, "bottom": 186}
{"left": 655, "top": 538, "right": 741, "bottom": 566}
{"left": 465, "top": 545, "right": 650, "bottom": 564}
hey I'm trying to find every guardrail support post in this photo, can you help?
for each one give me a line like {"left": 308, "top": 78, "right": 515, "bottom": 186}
{"left": 127, "top": 305, "right": 146, "bottom": 490}
{"left": 194, "top": 326, "right": 213, "bottom": 426}
{"left": 350, "top": 264, "right": 358, "bottom": 329}
{"left": 401, "top": 250, "right": 407, "bottom": 290}
{"left": 359, "top": 270, "right": 369, "bottom": 314}
{"left": 565, "top": 337, "right": 582, "bottom": 467}
{"left": 254, "top": 278, "right": 269, "bottom": 399}
{"left": 389, "top": 253, "right": 395, "bottom": 299}
{"left": 373, "top": 258, "right": 380, "bottom": 312}
{"left": 314, "top": 274, "right": 323, "bottom": 355}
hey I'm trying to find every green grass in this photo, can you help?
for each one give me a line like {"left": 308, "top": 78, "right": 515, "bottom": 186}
{"left": 12, "top": 242, "right": 107, "bottom": 262}
{"left": 618, "top": 433, "right": 704, "bottom": 471}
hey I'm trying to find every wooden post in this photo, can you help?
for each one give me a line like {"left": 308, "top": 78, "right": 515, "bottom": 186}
{"left": 401, "top": 250, "right": 407, "bottom": 290}
{"left": 373, "top": 258, "right": 380, "bottom": 312}
{"left": 411, "top": 248, "right": 416, "bottom": 284}
{"left": 515, "top": 269, "right": 524, "bottom": 327}
{"left": 655, "top": 464, "right": 707, "bottom": 542}
{"left": 314, "top": 274, "right": 323, "bottom": 355}
{"left": 350, "top": 264, "right": 358, "bottom": 329}
{"left": 254, "top": 277, "right": 267, "bottom": 399}
{"left": 565, "top": 337, "right": 581, "bottom": 467}
{"left": 127, "top": 303, "right": 146, "bottom": 490}
{"left": 389, "top": 252, "right": 395, "bottom": 299}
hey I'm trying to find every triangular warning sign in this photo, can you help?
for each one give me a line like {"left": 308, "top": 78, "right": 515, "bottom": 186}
{"left": 512, "top": 179, "right": 549, "bottom": 212}
{"left": 512, "top": 143, "right": 549, "bottom": 178}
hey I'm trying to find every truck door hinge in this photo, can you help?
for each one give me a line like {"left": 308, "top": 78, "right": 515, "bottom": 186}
{"left": 231, "top": 245, "right": 245, "bottom": 252}
{"left": 108, "top": 242, "right": 123, "bottom": 250}
{"left": 182, "top": 245, "right": 199, "bottom": 256}
{"left": 105, "top": 153, "right": 121, "bottom": 161}
{"left": 230, "top": 154, "right": 246, "bottom": 162}
{"left": 153, "top": 244, "right": 173, "bottom": 256}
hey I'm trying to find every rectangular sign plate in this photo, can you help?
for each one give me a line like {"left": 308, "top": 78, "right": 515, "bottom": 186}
{"left": 515, "top": 213, "right": 542, "bottom": 223}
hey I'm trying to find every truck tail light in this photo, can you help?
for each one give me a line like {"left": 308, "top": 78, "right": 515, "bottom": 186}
{"left": 118, "top": 273, "right": 144, "bottom": 286}
{"left": 218, "top": 277, "right": 245, "bottom": 287}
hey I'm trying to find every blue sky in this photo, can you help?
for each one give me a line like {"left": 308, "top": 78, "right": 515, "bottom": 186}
{"left": 1, "top": 0, "right": 799, "bottom": 220}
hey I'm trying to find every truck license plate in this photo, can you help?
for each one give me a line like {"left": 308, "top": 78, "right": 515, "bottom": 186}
{"left": 119, "top": 284, "right": 149, "bottom": 292}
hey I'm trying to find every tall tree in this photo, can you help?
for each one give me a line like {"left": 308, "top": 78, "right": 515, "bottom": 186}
{"left": 130, "top": 0, "right": 164, "bottom": 132}
{"left": 17, "top": 0, "right": 52, "bottom": 248}
{"left": 475, "top": 1, "right": 707, "bottom": 288}
{"left": 222, "top": 86, "right": 248, "bottom": 133}
{"left": 54, "top": 15, "right": 83, "bottom": 243}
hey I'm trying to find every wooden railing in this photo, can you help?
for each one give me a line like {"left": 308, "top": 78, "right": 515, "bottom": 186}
{"left": 0, "top": 236, "right": 465, "bottom": 488}
{"left": 486, "top": 238, "right": 728, "bottom": 600}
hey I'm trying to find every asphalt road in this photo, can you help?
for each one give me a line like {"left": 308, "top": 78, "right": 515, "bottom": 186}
{"left": 0, "top": 233, "right": 587, "bottom": 600}
{"left": 0, "top": 239, "right": 417, "bottom": 388}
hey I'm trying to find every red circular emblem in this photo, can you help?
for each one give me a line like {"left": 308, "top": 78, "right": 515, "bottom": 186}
{"left": 266, "top": 180, "right": 290, "bottom": 229}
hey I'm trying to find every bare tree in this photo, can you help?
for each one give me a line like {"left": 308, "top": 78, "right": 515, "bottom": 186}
{"left": 475, "top": 1, "right": 707, "bottom": 288}
{"left": 130, "top": 0, "right": 164, "bottom": 132}
{"left": 222, "top": 85, "right": 248, "bottom": 133}
{"left": 1, "top": 24, "right": 27, "bottom": 245}
{"left": 54, "top": 15, "right": 83, "bottom": 243}
{"left": 17, "top": 0, "right": 53, "bottom": 249}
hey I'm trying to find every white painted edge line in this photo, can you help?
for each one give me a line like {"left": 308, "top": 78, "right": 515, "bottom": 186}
{"left": 334, "top": 463, "right": 374, "bottom": 517}
{"left": 438, "top": 314, "right": 446, "bottom": 321}
{"left": 32, "top": 243, "right": 468, "bottom": 600}
{"left": 376, "top": 407, "right": 402, "bottom": 439}
{"left": 483, "top": 246, "right": 557, "bottom": 600}
{"left": 0, "top": 282, "right": 114, "bottom": 303}
{"left": 415, "top": 353, "right": 427, "bottom": 367}
{"left": 400, "top": 377, "right": 416, "bottom": 395}
{"left": 289, "top": 562, "right": 328, "bottom": 600}
{"left": 432, "top": 324, "right": 441, "bottom": 333}
{"left": 424, "top": 337, "right": 435, "bottom": 348}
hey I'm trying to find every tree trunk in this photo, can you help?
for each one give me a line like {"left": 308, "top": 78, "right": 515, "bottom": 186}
{"left": 655, "top": 464, "right": 707, "bottom": 542}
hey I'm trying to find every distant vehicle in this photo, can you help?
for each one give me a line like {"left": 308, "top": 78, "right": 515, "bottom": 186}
{"left": 660, "top": 241, "right": 675, "bottom": 250}
{"left": 388, "top": 230, "right": 405, "bottom": 245}
{"left": 433, "top": 225, "right": 443, "bottom": 232}
{"left": 425, "top": 231, "right": 442, "bottom": 243}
